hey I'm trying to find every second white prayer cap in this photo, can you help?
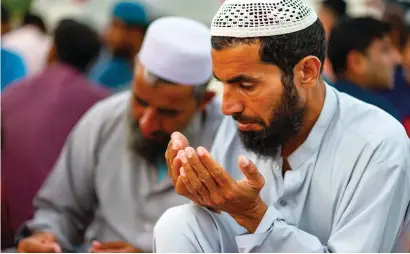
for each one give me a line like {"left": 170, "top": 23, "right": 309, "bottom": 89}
{"left": 138, "top": 16, "right": 212, "bottom": 85}
{"left": 211, "top": 0, "right": 318, "bottom": 38}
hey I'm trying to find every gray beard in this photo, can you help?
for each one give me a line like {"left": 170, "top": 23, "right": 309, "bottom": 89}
{"left": 126, "top": 106, "right": 203, "bottom": 163}
{"left": 127, "top": 115, "right": 169, "bottom": 162}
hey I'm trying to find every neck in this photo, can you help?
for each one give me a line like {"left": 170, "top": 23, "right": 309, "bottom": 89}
{"left": 339, "top": 73, "right": 369, "bottom": 90}
{"left": 282, "top": 81, "right": 326, "bottom": 158}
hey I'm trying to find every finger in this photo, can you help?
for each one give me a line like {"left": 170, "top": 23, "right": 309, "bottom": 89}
{"left": 170, "top": 150, "right": 184, "bottom": 185}
{"left": 92, "top": 241, "right": 126, "bottom": 249}
{"left": 176, "top": 176, "right": 204, "bottom": 205}
{"left": 238, "top": 155, "right": 265, "bottom": 190}
{"left": 179, "top": 168, "right": 195, "bottom": 194}
{"left": 165, "top": 140, "right": 180, "bottom": 179}
{"left": 180, "top": 151, "right": 211, "bottom": 202}
{"left": 179, "top": 171, "right": 208, "bottom": 205}
{"left": 197, "top": 147, "right": 234, "bottom": 188}
{"left": 171, "top": 132, "right": 189, "bottom": 148}
{"left": 181, "top": 168, "right": 209, "bottom": 204}
{"left": 184, "top": 147, "right": 218, "bottom": 193}
{"left": 89, "top": 249, "right": 120, "bottom": 253}
{"left": 92, "top": 241, "right": 102, "bottom": 248}
{"left": 166, "top": 132, "right": 188, "bottom": 174}
{"left": 19, "top": 239, "right": 60, "bottom": 253}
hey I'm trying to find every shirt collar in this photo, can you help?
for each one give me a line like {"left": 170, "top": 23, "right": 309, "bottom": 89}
{"left": 288, "top": 84, "right": 338, "bottom": 170}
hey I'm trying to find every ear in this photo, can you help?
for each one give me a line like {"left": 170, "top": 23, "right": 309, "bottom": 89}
{"left": 346, "top": 50, "right": 367, "bottom": 76}
{"left": 199, "top": 91, "right": 216, "bottom": 110}
{"left": 294, "top": 56, "right": 321, "bottom": 89}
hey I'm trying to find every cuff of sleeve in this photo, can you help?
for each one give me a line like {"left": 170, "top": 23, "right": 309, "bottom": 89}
{"left": 235, "top": 206, "right": 282, "bottom": 252}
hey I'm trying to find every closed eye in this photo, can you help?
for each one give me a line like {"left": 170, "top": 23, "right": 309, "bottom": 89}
{"left": 239, "top": 82, "right": 256, "bottom": 91}
{"left": 134, "top": 95, "right": 149, "bottom": 107}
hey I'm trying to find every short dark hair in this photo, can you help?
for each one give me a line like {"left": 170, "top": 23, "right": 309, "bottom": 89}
{"left": 53, "top": 19, "right": 102, "bottom": 72}
{"left": 323, "top": 0, "right": 347, "bottom": 19}
{"left": 211, "top": 19, "right": 327, "bottom": 76}
{"left": 22, "top": 13, "right": 47, "bottom": 34}
{"left": 400, "top": 25, "right": 410, "bottom": 50}
{"left": 328, "top": 17, "right": 391, "bottom": 76}
{"left": 1, "top": 4, "right": 10, "bottom": 24}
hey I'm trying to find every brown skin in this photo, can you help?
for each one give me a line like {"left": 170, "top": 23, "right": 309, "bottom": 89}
{"left": 17, "top": 232, "right": 62, "bottom": 253}
{"left": 89, "top": 241, "right": 143, "bottom": 253}
{"left": 166, "top": 42, "right": 325, "bottom": 233}
{"left": 1, "top": 22, "right": 10, "bottom": 35}
{"left": 342, "top": 35, "right": 401, "bottom": 91}
{"left": 318, "top": 6, "right": 337, "bottom": 82}
{"left": 318, "top": 6, "right": 337, "bottom": 39}
{"left": 131, "top": 63, "right": 215, "bottom": 140}
{"left": 401, "top": 37, "right": 410, "bottom": 85}
{"left": 104, "top": 18, "right": 145, "bottom": 60}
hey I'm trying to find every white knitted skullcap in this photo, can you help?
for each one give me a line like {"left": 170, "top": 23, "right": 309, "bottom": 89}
{"left": 211, "top": 0, "right": 318, "bottom": 38}
{"left": 138, "top": 16, "right": 212, "bottom": 85}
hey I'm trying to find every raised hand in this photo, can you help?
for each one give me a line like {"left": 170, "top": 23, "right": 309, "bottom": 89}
{"left": 176, "top": 146, "right": 268, "bottom": 233}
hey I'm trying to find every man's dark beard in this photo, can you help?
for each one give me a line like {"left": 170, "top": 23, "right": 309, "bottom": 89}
{"left": 128, "top": 117, "right": 170, "bottom": 162}
{"left": 234, "top": 75, "right": 306, "bottom": 159}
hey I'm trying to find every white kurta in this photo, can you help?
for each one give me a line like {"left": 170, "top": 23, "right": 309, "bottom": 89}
{"left": 19, "top": 91, "right": 224, "bottom": 252}
{"left": 154, "top": 85, "right": 410, "bottom": 253}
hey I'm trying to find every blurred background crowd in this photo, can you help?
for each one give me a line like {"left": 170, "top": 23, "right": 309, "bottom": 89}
{"left": 1, "top": 0, "right": 409, "bottom": 252}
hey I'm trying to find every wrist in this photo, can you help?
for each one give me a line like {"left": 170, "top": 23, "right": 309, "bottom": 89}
{"left": 230, "top": 198, "right": 268, "bottom": 233}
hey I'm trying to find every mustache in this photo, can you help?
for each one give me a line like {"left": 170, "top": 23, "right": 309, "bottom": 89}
{"left": 232, "top": 113, "right": 265, "bottom": 126}
{"left": 149, "top": 131, "right": 170, "bottom": 140}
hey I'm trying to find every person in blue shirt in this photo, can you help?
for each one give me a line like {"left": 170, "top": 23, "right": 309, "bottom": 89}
{"left": 328, "top": 17, "right": 402, "bottom": 120}
{"left": 1, "top": 5, "right": 27, "bottom": 91}
{"left": 378, "top": 25, "right": 410, "bottom": 127}
{"left": 1, "top": 48, "right": 27, "bottom": 91}
{"left": 88, "top": 1, "right": 148, "bottom": 92}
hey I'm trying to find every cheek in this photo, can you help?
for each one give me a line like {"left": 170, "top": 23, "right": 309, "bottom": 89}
{"left": 131, "top": 103, "right": 144, "bottom": 121}
{"left": 160, "top": 114, "right": 193, "bottom": 134}
{"left": 246, "top": 84, "right": 283, "bottom": 123}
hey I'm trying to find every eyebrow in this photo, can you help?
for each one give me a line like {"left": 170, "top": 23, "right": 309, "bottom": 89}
{"left": 133, "top": 93, "right": 184, "bottom": 114}
{"left": 213, "top": 73, "right": 261, "bottom": 84}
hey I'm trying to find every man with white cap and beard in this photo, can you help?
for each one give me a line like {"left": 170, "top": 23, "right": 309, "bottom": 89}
{"left": 154, "top": 0, "right": 410, "bottom": 252}
{"left": 16, "top": 16, "right": 223, "bottom": 253}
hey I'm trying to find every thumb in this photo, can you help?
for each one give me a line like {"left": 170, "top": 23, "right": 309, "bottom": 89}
{"left": 238, "top": 155, "right": 265, "bottom": 190}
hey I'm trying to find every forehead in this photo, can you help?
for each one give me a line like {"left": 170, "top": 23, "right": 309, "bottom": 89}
{"left": 367, "top": 35, "right": 391, "bottom": 52}
{"left": 211, "top": 43, "right": 280, "bottom": 81}
{"left": 133, "top": 72, "right": 195, "bottom": 106}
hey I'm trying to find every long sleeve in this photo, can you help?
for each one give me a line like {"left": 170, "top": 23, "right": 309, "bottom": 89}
{"left": 235, "top": 159, "right": 410, "bottom": 253}
{"left": 22, "top": 106, "right": 103, "bottom": 248}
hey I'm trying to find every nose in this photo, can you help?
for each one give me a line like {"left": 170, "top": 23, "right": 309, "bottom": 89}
{"left": 222, "top": 85, "right": 244, "bottom": 116}
{"left": 139, "top": 107, "right": 160, "bottom": 137}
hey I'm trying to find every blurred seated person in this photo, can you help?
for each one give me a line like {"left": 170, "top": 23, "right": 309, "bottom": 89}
{"left": 1, "top": 48, "right": 27, "bottom": 90}
{"left": 318, "top": 0, "right": 347, "bottom": 84}
{"left": 328, "top": 17, "right": 402, "bottom": 120}
{"left": 2, "top": 11, "right": 50, "bottom": 75}
{"left": 1, "top": 19, "right": 111, "bottom": 243}
{"left": 1, "top": 4, "right": 27, "bottom": 90}
{"left": 88, "top": 1, "right": 148, "bottom": 92}
{"left": 16, "top": 17, "right": 223, "bottom": 253}
{"left": 383, "top": 2, "right": 406, "bottom": 52}
{"left": 378, "top": 25, "right": 410, "bottom": 136}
